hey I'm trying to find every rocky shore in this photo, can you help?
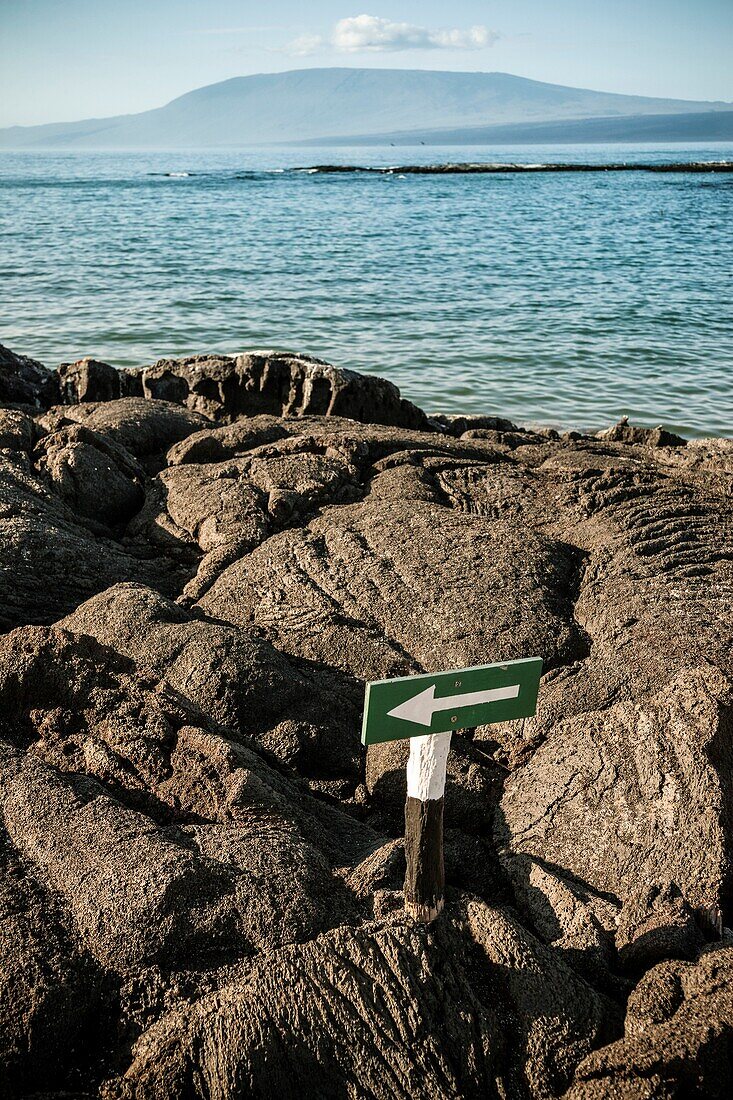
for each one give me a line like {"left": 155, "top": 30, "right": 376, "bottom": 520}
{"left": 298, "top": 161, "right": 733, "bottom": 174}
{"left": 1, "top": 342, "right": 732, "bottom": 1099}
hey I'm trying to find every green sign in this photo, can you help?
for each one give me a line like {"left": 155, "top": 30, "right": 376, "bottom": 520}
{"left": 361, "top": 657, "right": 542, "bottom": 746}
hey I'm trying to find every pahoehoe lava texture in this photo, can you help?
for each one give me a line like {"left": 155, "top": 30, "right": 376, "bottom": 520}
{"left": 1, "top": 342, "right": 732, "bottom": 1098}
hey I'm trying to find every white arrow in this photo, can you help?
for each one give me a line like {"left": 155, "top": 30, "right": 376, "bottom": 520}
{"left": 388, "top": 682, "right": 520, "bottom": 728}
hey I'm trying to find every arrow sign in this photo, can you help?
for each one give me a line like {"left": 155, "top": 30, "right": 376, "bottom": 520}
{"left": 362, "top": 657, "right": 542, "bottom": 745}
{"left": 389, "top": 683, "right": 520, "bottom": 727}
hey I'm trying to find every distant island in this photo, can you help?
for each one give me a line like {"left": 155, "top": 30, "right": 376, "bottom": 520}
{"left": 1, "top": 67, "right": 732, "bottom": 148}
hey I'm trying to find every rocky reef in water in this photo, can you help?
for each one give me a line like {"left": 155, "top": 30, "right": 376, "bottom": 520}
{"left": 297, "top": 161, "right": 733, "bottom": 174}
{"left": 1, "top": 341, "right": 732, "bottom": 1099}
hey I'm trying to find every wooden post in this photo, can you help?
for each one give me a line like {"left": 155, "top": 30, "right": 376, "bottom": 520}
{"left": 404, "top": 731, "right": 451, "bottom": 922}
{"left": 697, "top": 904, "right": 724, "bottom": 940}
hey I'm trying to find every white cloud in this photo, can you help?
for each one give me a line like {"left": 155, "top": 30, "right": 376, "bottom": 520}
{"left": 287, "top": 15, "right": 500, "bottom": 56}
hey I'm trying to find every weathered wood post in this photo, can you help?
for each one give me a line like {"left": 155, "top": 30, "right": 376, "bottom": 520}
{"left": 361, "top": 658, "right": 543, "bottom": 925}
{"left": 404, "top": 731, "right": 451, "bottom": 921}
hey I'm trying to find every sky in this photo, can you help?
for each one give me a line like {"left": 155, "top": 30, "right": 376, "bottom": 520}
{"left": 1, "top": 0, "right": 732, "bottom": 127}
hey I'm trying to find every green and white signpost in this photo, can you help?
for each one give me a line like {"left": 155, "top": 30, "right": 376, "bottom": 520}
{"left": 362, "top": 657, "right": 543, "bottom": 922}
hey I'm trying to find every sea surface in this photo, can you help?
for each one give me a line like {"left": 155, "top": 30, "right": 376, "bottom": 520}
{"left": 1, "top": 144, "right": 732, "bottom": 437}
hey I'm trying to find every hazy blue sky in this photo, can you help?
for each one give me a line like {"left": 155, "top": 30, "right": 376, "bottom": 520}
{"left": 1, "top": 0, "right": 731, "bottom": 127}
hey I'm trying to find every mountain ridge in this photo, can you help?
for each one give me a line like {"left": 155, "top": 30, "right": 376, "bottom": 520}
{"left": 1, "top": 67, "right": 731, "bottom": 148}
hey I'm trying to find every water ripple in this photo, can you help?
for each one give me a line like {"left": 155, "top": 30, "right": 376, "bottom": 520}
{"left": 0, "top": 144, "right": 731, "bottom": 438}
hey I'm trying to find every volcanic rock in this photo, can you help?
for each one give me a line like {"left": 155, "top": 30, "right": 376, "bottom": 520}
{"left": 0, "top": 447, "right": 180, "bottom": 630}
{"left": 0, "top": 622, "right": 369, "bottom": 973}
{"left": 614, "top": 882, "right": 705, "bottom": 973}
{"left": 596, "top": 416, "right": 687, "bottom": 448}
{"left": 565, "top": 946, "right": 733, "bottom": 1098}
{"left": 61, "top": 583, "right": 366, "bottom": 790}
{"left": 166, "top": 414, "right": 515, "bottom": 468}
{"left": 0, "top": 821, "right": 108, "bottom": 1097}
{"left": 1, "top": 342, "right": 733, "bottom": 1097}
{"left": 35, "top": 424, "right": 146, "bottom": 526}
{"left": 499, "top": 666, "right": 733, "bottom": 918}
{"left": 166, "top": 415, "right": 292, "bottom": 465}
{"left": 155, "top": 434, "right": 362, "bottom": 601}
{"left": 197, "top": 491, "right": 587, "bottom": 680}
{"left": 0, "top": 408, "right": 41, "bottom": 453}
{"left": 103, "top": 901, "right": 617, "bottom": 1100}
{"left": 57, "top": 357, "right": 123, "bottom": 404}
{"left": 139, "top": 350, "right": 430, "bottom": 429}
{"left": 431, "top": 412, "right": 520, "bottom": 436}
{"left": 40, "top": 397, "right": 209, "bottom": 461}
{"left": 0, "top": 343, "right": 59, "bottom": 408}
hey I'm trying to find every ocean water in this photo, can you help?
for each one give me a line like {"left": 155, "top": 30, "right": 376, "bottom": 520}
{"left": 1, "top": 144, "right": 731, "bottom": 437}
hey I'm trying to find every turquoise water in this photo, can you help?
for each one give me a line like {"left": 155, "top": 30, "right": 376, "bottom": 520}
{"left": 1, "top": 145, "right": 731, "bottom": 437}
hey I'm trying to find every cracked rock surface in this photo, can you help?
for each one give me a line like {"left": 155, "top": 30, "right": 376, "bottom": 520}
{"left": 1, "top": 346, "right": 732, "bottom": 1098}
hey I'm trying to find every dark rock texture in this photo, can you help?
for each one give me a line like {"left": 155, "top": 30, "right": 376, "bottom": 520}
{"left": 431, "top": 412, "right": 521, "bottom": 436}
{"left": 0, "top": 343, "right": 59, "bottom": 408}
{"left": 597, "top": 416, "right": 687, "bottom": 448}
{"left": 0, "top": 408, "right": 41, "bottom": 452}
{"left": 565, "top": 946, "right": 733, "bottom": 1097}
{"left": 499, "top": 666, "right": 733, "bottom": 916}
{"left": 303, "top": 162, "right": 733, "bottom": 175}
{"left": 0, "top": 821, "right": 107, "bottom": 1097}
{"left": 40, "top": 397, "right": 210, "bottom": 460}
{"left": 105, "top": 903, "right": 618, "bottom": 1100}
{"left": 140, "top": 351, "right": 430, "bottom": 429}
{"left": 1, "top": 344, "right": 732, "bottom": 1098}
{"left": 36, "top": 424, "right": 146, "bottom": 526}
{"left": 614, "top": 882, "right": 705, "bottom": 973}
{"left": 57, "top": 358, "right": 125, "bottom": 404}
{"left": 0, "top": 445, "right": 181, "bottom": 630}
